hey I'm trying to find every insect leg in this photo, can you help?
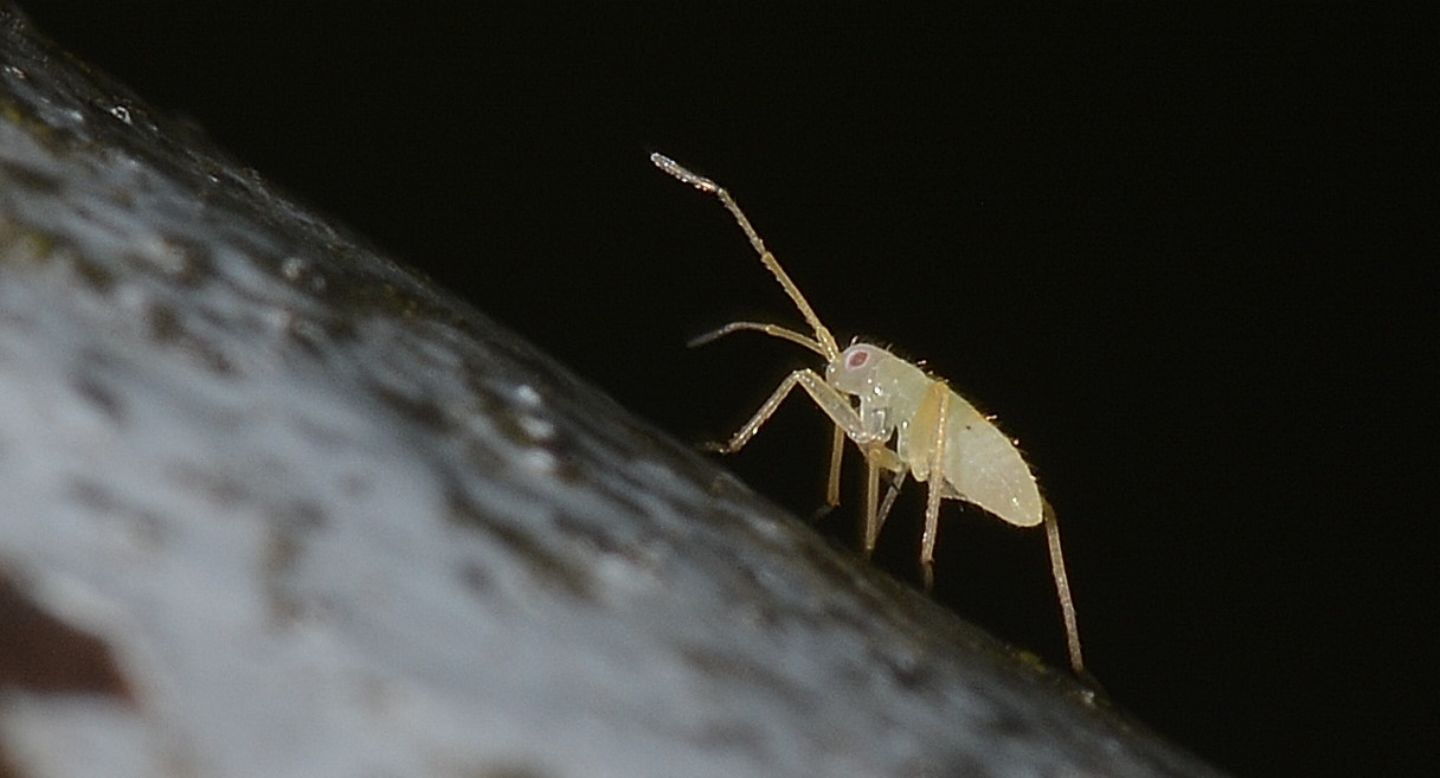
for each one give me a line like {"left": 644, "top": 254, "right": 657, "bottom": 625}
{"left": 707, "top": 369, "right": 881, "bottom": 455}
{"left": 873, "top": 468, "right": 908, "bottom": 539}
{"left": 808, "top": 426, "right": 847, "bottom": 523}
{"left": 861, "top": 446, "right": 906, "bottom": 555}
{"left": 1042, "top": 498, "right": 1086, "bottom": 675}
{"left": 825, "top": 425, "right": 845, "bottom": 508}
{"left": 918, "top": 384, "right": 951, "bottom": 591}
{"left": 863, "top": 454, "right": 880, "bottom": 555}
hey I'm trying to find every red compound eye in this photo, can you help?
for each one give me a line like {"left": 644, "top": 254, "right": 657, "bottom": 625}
{"left": 846, "top": 349, "right": 869, "bottom": 369}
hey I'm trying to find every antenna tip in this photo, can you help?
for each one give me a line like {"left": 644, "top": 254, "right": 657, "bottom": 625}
{"left": 650, "top": 152, "right": 717, "bottom": 192}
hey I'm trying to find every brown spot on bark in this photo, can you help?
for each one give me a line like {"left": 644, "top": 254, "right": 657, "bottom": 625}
{"left": 0, "top": 575, "right": 134, "bottom": 703}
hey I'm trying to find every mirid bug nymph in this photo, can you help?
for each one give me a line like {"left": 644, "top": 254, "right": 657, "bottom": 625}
{"left": 652, "top": 152, "right": 1085, "bottom": 674}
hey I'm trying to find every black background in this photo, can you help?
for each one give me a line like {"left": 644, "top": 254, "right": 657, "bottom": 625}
{"left": 16, "top": 3, "right": 1433, "bottom": 776}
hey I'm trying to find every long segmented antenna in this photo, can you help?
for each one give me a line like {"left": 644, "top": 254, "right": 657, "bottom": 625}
{"left": 651, "top": 153, "right": 840, "bottom": 361}
{"left": 687, "top": 321, "right": 829, "bottom": 359}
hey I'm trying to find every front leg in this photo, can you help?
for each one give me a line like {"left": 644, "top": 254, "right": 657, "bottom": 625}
{"left": 869, "top": 466, "right": 908, "bottom": 554}
{"left": 824, "top": 425, "right": 845, "bottom": 509}
{"left": 861, "top": 445, "right": 906, "bottom": 555}
{"left": 708, "top": 369, "right": 884, "bottom": 454}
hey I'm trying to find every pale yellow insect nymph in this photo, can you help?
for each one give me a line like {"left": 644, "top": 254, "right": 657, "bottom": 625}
{"left": 652, "top": 152, "right": 1085, "bottom": 675}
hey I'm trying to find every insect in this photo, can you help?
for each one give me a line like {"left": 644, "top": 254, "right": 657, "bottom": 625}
{"left": 652, "top": 153, "right": 1085, "bottom": 674}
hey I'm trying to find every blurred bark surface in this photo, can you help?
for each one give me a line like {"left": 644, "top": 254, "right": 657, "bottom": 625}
{"left": 0, "top": 6, "right": 1225, "bottom": 777}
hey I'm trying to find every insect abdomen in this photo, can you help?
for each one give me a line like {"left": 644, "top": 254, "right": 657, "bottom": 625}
{"left": 942, "top": 393, "right": 1043, "bottom": 527}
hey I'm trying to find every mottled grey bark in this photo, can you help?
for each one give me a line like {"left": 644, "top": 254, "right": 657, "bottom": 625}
{"left": 0, "top": 6, "right": 1225, "bottom": 777}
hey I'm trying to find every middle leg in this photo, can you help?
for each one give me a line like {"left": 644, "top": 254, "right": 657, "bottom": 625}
{"left": 918, "top": 384, "right": 952, "bottom": 590}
